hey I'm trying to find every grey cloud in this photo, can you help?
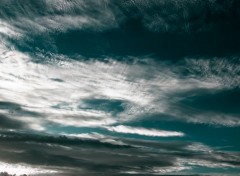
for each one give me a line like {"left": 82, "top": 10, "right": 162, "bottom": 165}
{"left": 1, "top": 0, "right": 240, "bottom": 33}
{"left": 0, "top": 101, "right": 41, "bottom": 117}
{"left": 0, "top": 131, "right": 239, "bottom": 175}
{"left": 0, "top": 131, "right": 131, "bottom": 149}
{"left": 0, "top": 132, "right": 175, "bottom": 174}
{"left": 0, "top": 114, "right": 25, "bottom": 129}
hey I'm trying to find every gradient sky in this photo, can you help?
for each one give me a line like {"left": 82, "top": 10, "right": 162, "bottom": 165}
{"left": 0, "top": 0, "right": 240, "bottom": 175}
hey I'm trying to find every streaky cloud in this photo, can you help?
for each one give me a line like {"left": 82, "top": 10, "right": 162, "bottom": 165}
{"left": 106, "top": 125, "right": 185, "bottom": 137}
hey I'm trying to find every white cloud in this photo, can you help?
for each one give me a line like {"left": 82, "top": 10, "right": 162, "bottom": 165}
{"left": 0, "top": 21, "right": 22, "bottom": 38}
{"left": 0, "top": 162, "right": 58, "bottom": 176}
{"left": 0, "top": 0, "right": 119, "bottom": 40}
{"left": 0, "top": 46, "right": 239, "bottom": 129}
{"left": 151, "top": 165, "right": 190, "bottom": 174}
{"left": 105, "top": 125, "right": 184, "bottom": 137}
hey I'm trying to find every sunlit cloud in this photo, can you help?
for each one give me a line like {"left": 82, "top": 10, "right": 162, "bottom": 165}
{"left": 106, "top": 125, "right": 185, "bottom": 137}
{"left": 0, "top": 162, "right": 58, "bottom": 176}
{"left": 0, "top": 47, "right": 239, "bottom": 130}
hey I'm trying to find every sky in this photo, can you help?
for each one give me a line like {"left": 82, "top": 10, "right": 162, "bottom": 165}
{"left": 0, "top": 0, "right": 240, "bottom": 175}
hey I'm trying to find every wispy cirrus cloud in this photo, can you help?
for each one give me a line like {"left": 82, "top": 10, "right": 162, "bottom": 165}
{"left": 1, "top": 0, "right": 240, "bottom": 60}
{"left": 1, "top": 0, "right": 240, "bottom": 34}
{"left": 0, "top": 46, "right": 239, "bottom": 130}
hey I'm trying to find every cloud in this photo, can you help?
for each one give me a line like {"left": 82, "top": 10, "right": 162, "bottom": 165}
{"left": 0, "top": 21, "right": 22, "bottom": 38}
{"left": 105, "top": 125, "right": 184, "bottom": 137}
{"left": 0, "top": 114, "right": 25, "bottom": 130}
{"left": 2, "top": 1, "right": 239, "bottom": 130}
{"left": 62, "top": 132, "right": 127, "bottom": 146}
{"left": 1, "top": 0, "right": 240, "bottom": 60}
{"left": 164, "top": 87, "right": 240, "bottom": 126}
{"left": 0, "top": 46, "right": 239, "bottom": 130}
{"left": 183, "top": 57, "right": 240, "bottom": 88}
{"left": 1, "top": 0, "right": 240, "bottom": 34}
{"left": 0, "top": 1, "right": 240, "bottom": 175}
{"left": 0, "top": 162, "right": 58, "bottom": 176}
{"left": 0, "top": 0, "right": 119, "bottom": 34}
{"left": 0, "top": 131, "right": 239, "bottom": 175}
{"left": 0, "top": 101, "right": 41, "bottom": 117}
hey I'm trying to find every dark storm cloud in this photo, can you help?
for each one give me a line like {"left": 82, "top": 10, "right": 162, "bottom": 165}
{"left": 0, "top": 131, "right": 175, "bottom": 174}
{"left": 0, "top": 131, "right": 239, "bottom": 175}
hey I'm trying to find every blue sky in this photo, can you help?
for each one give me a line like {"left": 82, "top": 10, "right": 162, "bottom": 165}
{"left": 0, "top": 0, "right": 240, "bottom": 175}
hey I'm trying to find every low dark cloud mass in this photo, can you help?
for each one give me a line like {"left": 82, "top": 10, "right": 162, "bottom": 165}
{"left": 0, "top": 114, "right": 25, "bottom": 129}
{"left": 0, "top": 0, "right": 240, "bottom": 175}
{"left": 0, "top": 131, "right": 239, "bottom": 175}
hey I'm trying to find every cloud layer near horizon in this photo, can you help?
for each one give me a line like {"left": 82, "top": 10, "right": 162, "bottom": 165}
{"left": 0, "top": 131, "right": 239, "bottom": 176}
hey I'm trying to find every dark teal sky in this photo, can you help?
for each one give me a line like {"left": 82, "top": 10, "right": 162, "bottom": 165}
{"left": 0, "top": 0, "right": 240, "bottom": 175}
